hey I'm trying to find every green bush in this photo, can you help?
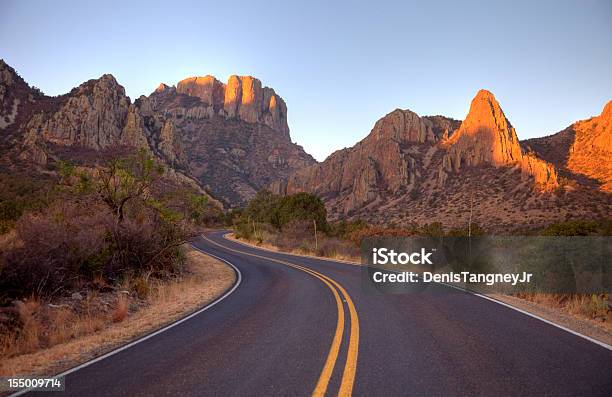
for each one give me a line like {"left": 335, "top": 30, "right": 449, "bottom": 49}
{"left": 239, "top": 190, "right": 329, "bottom": 232}
{"left": 540, "top": 220, "right": 608, "bottom": 236}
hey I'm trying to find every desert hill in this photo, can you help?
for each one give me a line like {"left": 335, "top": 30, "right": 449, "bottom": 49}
{"left": 273, "top": 90, "right": 610, "bottom": 232}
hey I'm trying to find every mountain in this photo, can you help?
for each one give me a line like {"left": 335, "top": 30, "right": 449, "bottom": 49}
{"left": 0, "top": 60, "right": 314, "bottom": 206}
{"left": 523, "top": 101, "right": 612, "bottom": 192}
{"left": 273, "top": 90, "right": 610, "bottom": 232}
{"left": 441, "top": 90, "right": 557, "bottom": 189}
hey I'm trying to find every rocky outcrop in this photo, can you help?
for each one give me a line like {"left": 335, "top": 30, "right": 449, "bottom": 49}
{"left": 274, "top": 90, "right": 608, "bottom": 232}
{"left": 277, "top": 108, "right": 460, "bottom": 213}
{"left": 143, "top": 81, "right": 313, "bottom": 205}
{"left": 524, "top": 100, "right": 612, "bottom": 191}
{"left": 441, "top": 90, "right": 557, "bottom": 189}
{"left": 12, "top": 74, "right": 151, "bottom": 156}
{"left": 173, "top": 75, "right": 289, "bottom": 136}
{"left": 0, "top": 60, "right": 314, "bottom": 207}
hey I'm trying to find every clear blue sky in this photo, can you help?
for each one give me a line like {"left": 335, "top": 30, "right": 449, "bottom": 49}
{"left": 1, "top": 0, "right": 611, "bottom": 161}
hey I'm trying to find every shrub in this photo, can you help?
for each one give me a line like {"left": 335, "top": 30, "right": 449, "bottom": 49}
{"left": 0, "top": 152, "right": 191, "bottom": 303}
{"left": 540, "top": 220, "right": 607, "bottom": 236}
{"left": 276, "top": 193, "right": 328, "bottom": 232}
{"left": 0, "top": 173, "right": 56, "bottom": 234}
{"left": 112, "top": 295, "right": 129, "bottom": 323}
{"left": 239, "top": 190, "right": 329, "bottom": 232}
{"left": 0, "top": 202, "right": 108, "bottom": 302}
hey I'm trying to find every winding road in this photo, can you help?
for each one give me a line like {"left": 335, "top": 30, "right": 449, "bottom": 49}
{"left": 22, "top": 230, "right": 612, "bottom": 396}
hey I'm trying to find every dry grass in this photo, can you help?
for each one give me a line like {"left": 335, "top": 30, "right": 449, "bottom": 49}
{"left": 111, "top": 295, "right": 129, "bottom": 323}
{"left": 0, "top": 298, "right": 109, "bottom": 360}
{"left": 515, "top": 293, "right": 609, "bottom": 324}
{"left": 233, "top": 229, "right": 361, "bottom": 263}
{"left": 0, "top": 246, "right": 235, "bottom": 377}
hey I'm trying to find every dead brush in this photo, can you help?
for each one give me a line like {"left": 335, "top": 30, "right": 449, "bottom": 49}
{"left": 112, "top": 294, "right": 129, "bottom": 323}
{"left": 134, "top": 273, "right": 152, "bottom": 299}
{"left": 0, "top": 297, "right": 42, "bottom": 358}
{"left": 517, "top": 292, "right": 610, "bottom": 322}
{"left": 566, "top": 293, "right": 609, "bottom": 320}
{"left": 14, "top": 298, "right": 41, "bottom": 354}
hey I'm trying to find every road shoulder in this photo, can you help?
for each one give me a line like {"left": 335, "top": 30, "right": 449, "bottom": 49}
{"left": 0, "top": 245, "right": 236, "bottom": 378}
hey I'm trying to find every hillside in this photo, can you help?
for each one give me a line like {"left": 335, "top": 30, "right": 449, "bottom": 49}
{"left": 523, "top": 101, "right": 612, "bottom": 192}
{"left": 273, "top": 91, "right": 610, "bottom": 232}
{"left": 0, "top": 60, "right": 314, "bottom": 206}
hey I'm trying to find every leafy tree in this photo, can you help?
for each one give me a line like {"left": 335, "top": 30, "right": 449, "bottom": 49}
{"left": 185, "top": 193, "right": 209, "bottom": 224}
{"left": 93, "top": 149, "right": 164, "bottom": 223}
{"left": 277, "top": 192, "right": 328, "bottom": 232}
{"left": 238, "top": 190, "right": 329, "bottom": 233}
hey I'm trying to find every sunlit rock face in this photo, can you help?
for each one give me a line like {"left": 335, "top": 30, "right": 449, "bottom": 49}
{"left": 443, "top": 90, "right": 558, "bottom": 189}
{"left": 175, "top": 75, "right": 289, "bottom": 136}
{"left": 145, "top": 75, "right": 312, "bottom": 205}
{"left": 524, "top": 100, "right": 612, "bottom": 192}
{"left": 177, "top": 76, "right": 225, "bottom": 107}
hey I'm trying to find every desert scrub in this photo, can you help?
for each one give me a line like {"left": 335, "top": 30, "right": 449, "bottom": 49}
{"left": 516, "top": 293, "right": 609, "bottom": 322}
{"left": 0, "top": 150, "right": 196, "bottom": 303}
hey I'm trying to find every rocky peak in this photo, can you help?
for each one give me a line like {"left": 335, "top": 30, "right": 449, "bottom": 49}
{"left": 1, "top": 59, "right": 17, "bottom": 86}
{"left": 24, "top": 74, "right": 143, "bottom": 151}
{"left": 522, "top": 99, "right": 611, "bottom": 191}
{"left": 601, "top": 100, "right": 612, "bottom": 119}
{"left": 154, "top": 83, "right": 172, "bottom": 93}
{"left": 447, "top": 89, "right": 521, "bottom": 164}
{"left": 160, "top": 74, "right": 290, "bottom": 136}
{"left": 71, "top": 74, "right": 125, "bottom": 98}
{"left": 1, "top": 59, "right": 44, "bottom": 133}
{"left": 443, "top": 90, "right": 557, "bottom": 188}
{"left": 461, "top": 89, "right": 510, "bottom": 132}
{"left": 364, "top": 109, "right": 460, "bottom": 146}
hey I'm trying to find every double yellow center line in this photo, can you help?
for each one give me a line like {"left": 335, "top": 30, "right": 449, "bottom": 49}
{"left": 201, "top": 235, "right": 360, "bottom": 396}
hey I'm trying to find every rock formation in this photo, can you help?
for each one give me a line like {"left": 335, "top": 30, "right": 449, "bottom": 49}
{"left": 173, "top": 74, "right": 290, "bottom": 137}
{"left": 523, "top": 100, "right": 612, "bottom": 191}
{"left": 274, "top": 108, "right": 460, "bottom": 212}
{"left": 2, "top": 58, "right": 609, "bottom": 232}
{"left": 0, "top": 59, "right": 313, "bottom": 206}
{"left": 441, "top": 90, "right": 557, "bottom": 189}
{"left": 274, "top": 90, "right": 609, "bottom": 232}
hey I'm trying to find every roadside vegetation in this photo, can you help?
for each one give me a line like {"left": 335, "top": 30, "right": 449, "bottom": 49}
{"left": 0, "top": 149, "right": 223, "bottom": 363}
{"left": 230, "top": 190, "right": 610, "bottom": 331}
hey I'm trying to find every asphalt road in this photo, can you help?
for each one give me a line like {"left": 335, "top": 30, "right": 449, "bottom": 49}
{"left": 25, "top": 230, "right": 612, "bottom": 396}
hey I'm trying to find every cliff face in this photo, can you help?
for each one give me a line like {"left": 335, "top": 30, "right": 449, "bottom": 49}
{"left": 441, "top": 90, "right": 558, "bottom": 189}
{"left": 0, "top": 60, "right": 314, "bottom": 206}
{"left": 277, "top": 109, "right": 460, "bottom": 212}
{"left": 523, "top": 101, "right": 612, "bottom": 191}
{"left": 139, "top": 81, "right": 313, "bottom": 205}
{"left": 174, "top": 75, "right": 289, "bottom": 136}
{"left": 275, "top": 90, "right": 609, "bottom": 232}
{"left": 28, "top": 75, "right": 150, "bottom": 150}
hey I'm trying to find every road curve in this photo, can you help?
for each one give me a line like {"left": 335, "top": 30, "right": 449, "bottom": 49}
{"left": 25, "top": 230, "right": 612, "bottom": 396}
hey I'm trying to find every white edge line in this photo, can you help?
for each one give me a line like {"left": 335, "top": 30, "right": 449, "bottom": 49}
{"left": 440, "top": 281, "right": 612, "bottom": 351}
{"left": 8, "top": 245, "right": 242, "bottom": 397}
{"left": 222, "top": 231, "right": 612, "bottom": 352}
